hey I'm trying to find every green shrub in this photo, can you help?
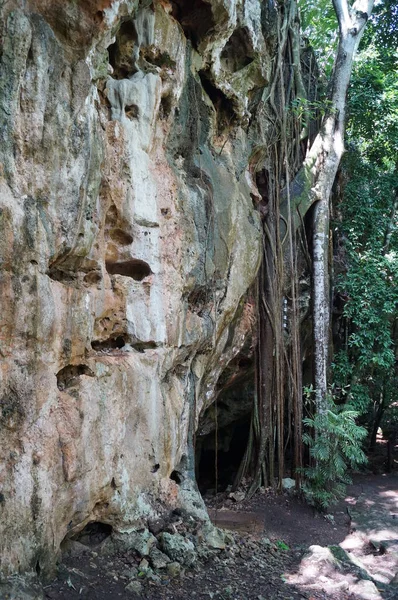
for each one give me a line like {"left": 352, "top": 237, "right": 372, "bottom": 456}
{"left": 301, "top": 395, "right": 367, "bottom": 510}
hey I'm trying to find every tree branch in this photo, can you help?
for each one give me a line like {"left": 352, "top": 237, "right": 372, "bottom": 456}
{"left": 332, "top": 0, "right": 351, "bottom": 32}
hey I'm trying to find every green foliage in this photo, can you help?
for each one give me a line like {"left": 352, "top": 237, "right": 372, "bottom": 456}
{"left": 301, "top": 392, "right": 367, "bottom": 510}
{"left": 275, "top": 540, "right": 290, "bottom": 551}
{"left": 347, "top": 45, "right": 398, "bottom": 169}
{"left": 289, "top": 97, "right": 335, "bottom": 118}
{"left": 297, "top": 0, "right": 338, "bottom": 76}
{"left": 332, "top": 1, "right": 398, "bottom": 434}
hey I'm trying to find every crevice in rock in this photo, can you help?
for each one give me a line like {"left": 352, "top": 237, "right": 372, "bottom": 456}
{"left": 170, "top": 0, "right": 215, "bottom": 49}
{"left": 56, "top": 364, "right": 95, "bottom": 391}
{"left": 108, "top": 20, "right": 138, "bottom": 79}
{"left": 35, "top": 560, "right": 41, "bottom": 577}
{"left": 170, "top": 470, "right": 183, "bottom": 484}
{"left": 47, "top": 267, "right": 78, "bottom": 285}
{"left": 141, "top": 47, "right": 176, "bottom": 71}
{"left": 187, "top": 286, "right": 209, "bottom": 316}
{"left": 125, "top": 104, "right": 139, "bottom": 120}
{"left": 71, "top": 522, "right": 113, "bottom": 547}
{"left": 83, "top": 270, "right": 102, "bottom": 286}
{"left": 90, "top": 336, "right": 158, "bottom": 353}
{"left": 256, "top": 168, "right": 270, "bottom": 220}
{"left": 91, "top": 336, "right": 127, "bottom": 352}
{"left": 160, "top": 93, "right": 174, "bottom": 119}
{"left": 105, "top": 259, "right": 152, "bottom": 281}
{"left": 109, "top": 228, "right": 134, "bottom": 245}
{"left": 132, "top": 341, "right": 158, "bottom": 353}
{"left": 220, "top": 27, "right": 255, "bottom": 73}
{"left": 1, "top": 390, "right": 25, "bottom": 431}
{"left": 198, "top": 70, "right": 235, "bottom": 133}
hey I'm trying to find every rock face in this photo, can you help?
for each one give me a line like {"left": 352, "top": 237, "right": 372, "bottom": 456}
{"left": 0, "top": 0, "right": 276, "bottom": 577}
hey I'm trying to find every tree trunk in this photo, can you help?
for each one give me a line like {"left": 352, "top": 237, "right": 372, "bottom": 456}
{"left": 308, "top": 0, "right": 374, "bottom": 409}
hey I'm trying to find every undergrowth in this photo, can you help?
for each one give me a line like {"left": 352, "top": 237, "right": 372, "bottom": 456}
{"left": 300, "top": 390, "right": 367, "bottom": 510}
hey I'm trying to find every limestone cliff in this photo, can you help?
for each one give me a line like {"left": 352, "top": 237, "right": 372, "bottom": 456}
{"left": 0, "top": 0, "right": 277, "bottom": 577}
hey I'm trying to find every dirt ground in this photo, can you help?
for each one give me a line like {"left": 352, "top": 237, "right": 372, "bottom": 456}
{"left": 41, "top": 465, "right": 398, "bottom": 600}
{"left": 38, "top": 437, "right": 398, "bottom": 600}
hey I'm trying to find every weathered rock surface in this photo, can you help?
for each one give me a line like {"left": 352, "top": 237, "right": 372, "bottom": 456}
{"left": 0, "top": 0, "right": 276, "bottom": 579}
{"left": 159, "top": 532, "right": 196, "bottom": 567}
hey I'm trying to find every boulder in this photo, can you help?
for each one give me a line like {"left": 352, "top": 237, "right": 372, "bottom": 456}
{"left": 160, "top": 533, "right": 197, "bottom": 567}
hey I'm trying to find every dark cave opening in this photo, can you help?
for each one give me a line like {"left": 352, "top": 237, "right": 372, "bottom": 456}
{"left": 105, "top": 258, "right": 152, "bottom": 281}
{"left": 198, "top": 70, "right": 236, "bottom": 133}
{"left": 220, "top": 27, "right": 255, "bottom": 73}
{"left": 72, "top": 522, "right": 113, "bottom": 547}
{"left": 108, "top": 20, "right": 138, "bottom": 79}
{"left": 196, "top": 417, "right": 251, "bottom": 495}
{"left": 170, "top": 0, "right": 215, "bottom": 49}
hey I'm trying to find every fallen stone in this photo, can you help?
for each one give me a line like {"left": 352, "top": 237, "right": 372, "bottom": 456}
{"left": 201, "top": 523, "right": 226, "bottom": 550}
{"left": 229, "top": 491, "right": 245, "bottom": 502}
{"left": 122, "top": 529, "right": 157, "bottom": 557}
{"left": 61, "top": 539, "right": 90, "bottom": 558}
{"left": 160, "top": 532, "right": 196, "bottom": 566}
{"left": 146, "top": 568, "right": 161, "bottom": 584}
{"left": 348, "top": 580, "right": 381, "bottom": 600}
{"left": 125, "top": 580, "right": 143, "bottom": 594}
{"left": 329, "top": 545, "right": 372, "bottom": 581}
{"left": 300, "top": 545, "right": 341, "bottom": 579}
{"left": 99, "top": 537, "right": 117, "bottom": 556}
{"left": 122, "top": 567, "right": 139, "bottom": 579}
{"left": 138, "top": 558, "right": 150, "bottom": 572}
{"left": 282, "top": 478, "right": 296, "bottom": 490}
{"left": 167, "top": 562, "right": 182, "bottom": 578}
{"left": 149, "top": 547, "right": 171, "bottom": 569}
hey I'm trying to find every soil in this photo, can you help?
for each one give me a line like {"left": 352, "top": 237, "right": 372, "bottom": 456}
{"left": 43, "top": 445, "right": 398, "bottom": 600}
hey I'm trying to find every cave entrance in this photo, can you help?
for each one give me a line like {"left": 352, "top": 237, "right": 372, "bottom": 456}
{"left": 195, "top": 415, "right": 251, "bottom": 495}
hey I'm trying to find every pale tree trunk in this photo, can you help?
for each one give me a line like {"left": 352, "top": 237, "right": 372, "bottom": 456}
{"left": 308, "top": 0, "right": 374, "bottom": 412}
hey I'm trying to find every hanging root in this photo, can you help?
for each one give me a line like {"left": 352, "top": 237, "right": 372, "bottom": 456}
{"left": 235, "top": 0, "right": 307, "bottom": 494}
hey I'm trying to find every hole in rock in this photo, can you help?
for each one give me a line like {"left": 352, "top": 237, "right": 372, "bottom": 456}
{"left": 83, "top": 271, "right": 102, "bottom": 285}
{"left": 199, "top": 71, "right": 235, "bottom": 133}
{"left": 196, "top": 417, "right": 251, "bottom": 495}
{"left": 256, "top": 168, "right": 270, "bottom": 220}
{"left": 106, "top": 259, "right": 152, "bottom": 281}
{"left": 132, "top": 340, "right": 158, "bottom": 353}
{"left": 170, "top": 0, "right": 215, "bottom": 49}
{"left": 108, "top": 20, "right": 138, "bottom": 79}
{"left": 170, "top": 470, "right": 183, "bottom": 484}
{"left": 109, "top": 228, "right": 133, "bottom": 245}
{"left": 160, "top": 93, "right": 173, "bottom": 119}
{"left": 220, "top": 27, "right": 254, "bottom": 73}
{"left": 125, "top": 104, "right": 139, "bottom": 120}
{"left": 47, "top": 268, "right": 77, "bottom": 285}
{"left": 187, "top": 286, "right": 208, "bottom": 315}
{"left": 56, "top": 364, "right": 95, "bottom": 391}
{"left": 73, "top": 522, "right": 113, "bottom": 547}
{"left": 105, "top": 204, "right": 119, "bottom": 228}
{"left": 151, "top": 463, "right": 160, "bottom": 473}
{"left": 91, "top": 336, "right": 126, "bottom": 351}
{"left": 141, "top": 47, "right": 176, "bottom": 70}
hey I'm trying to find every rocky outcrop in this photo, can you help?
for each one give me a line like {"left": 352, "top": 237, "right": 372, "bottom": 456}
{"left": 0, "top": 0, "right": 276, "bottom": 578}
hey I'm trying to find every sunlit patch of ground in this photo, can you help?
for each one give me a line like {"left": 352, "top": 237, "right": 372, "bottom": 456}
{"left": 285, "top": 474, "right": 398, "bottom": 599}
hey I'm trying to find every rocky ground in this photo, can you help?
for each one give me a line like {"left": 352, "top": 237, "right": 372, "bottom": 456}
{"left": 28, "top": 472, "right": 398, "bottom": 600}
